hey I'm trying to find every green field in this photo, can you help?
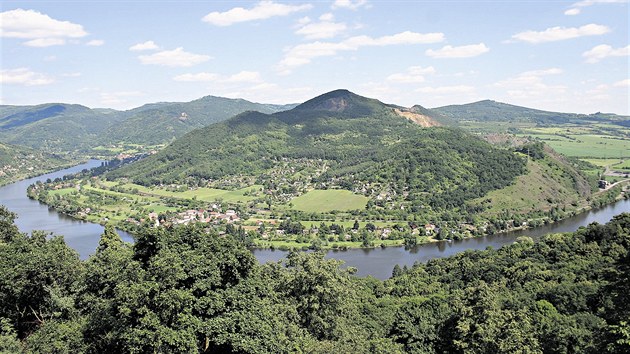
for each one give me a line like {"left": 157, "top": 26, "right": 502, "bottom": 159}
{"left": 290, "top": 189, "right": 369, "bottom": 212}
{"left": 101, "top": 181, "right": 261, "bottom": 203}
{"left": 517, "top": 128, "right": 630, "bottom": 159}
{"left": 612, "top": 159, "right": 630, "bottom": 171}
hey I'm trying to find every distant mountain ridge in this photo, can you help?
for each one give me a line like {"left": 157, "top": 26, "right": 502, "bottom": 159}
{"left": 108, "top": 89, "right": 526, "bottom": 214}
{"left": 433, "top": 99, "right": 628, "bottom": 124}
{"left": 0, "top": 97, "right": 295, "bottom": 153}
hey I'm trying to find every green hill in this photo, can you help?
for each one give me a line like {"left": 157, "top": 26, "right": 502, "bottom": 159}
{"left": 102, "top": 96, "right": 294, "bottom": 145}
{"left": 433, "top": 99, "right": 627, "bottom": 124}
{"left": 0, "top": 98, "right": 294, "bottom": 154}
{"left": 108, "top": 89, "right": 525, "bottom": 214}
{"left": 0, "top": 142, "right": 71, "bottom": 186}
{"left": 0, "top": 104, "right": 126, "bottom": 153}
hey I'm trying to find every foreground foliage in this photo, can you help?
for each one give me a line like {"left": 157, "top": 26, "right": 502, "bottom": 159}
{"left": 1, "top": 204, "right": 629, "bottom": 353}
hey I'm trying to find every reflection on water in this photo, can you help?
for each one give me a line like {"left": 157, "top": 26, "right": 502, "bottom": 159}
{"left": 253, "top": 198, "right": 630, "bottom": 280}
{"left": 2, "top": 160, "right": 629, "bottom": 278}
{"left": 0, "top": 160, "right": 134, "bottom": 259}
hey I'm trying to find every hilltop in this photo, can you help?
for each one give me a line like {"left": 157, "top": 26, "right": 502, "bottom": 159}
{"left": 433, "top": 99, "right": 627, "bottom": 124}
{"left": 0, "top": 97, "right": 294, "bottom": 154}
{"left": 108, "top": 89, "right": 523, "bottom": 215}
{"left": 29, "top": 89, "right": 614, "bottom": 249}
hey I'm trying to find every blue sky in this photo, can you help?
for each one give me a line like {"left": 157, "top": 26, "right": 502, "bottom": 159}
{"left": 1, "top": 0, "right": 628, "bottom": 114}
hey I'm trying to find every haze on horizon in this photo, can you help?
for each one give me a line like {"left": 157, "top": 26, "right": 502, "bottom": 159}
{"left": 1, "top": 0, "right": 628, "bottom": 114}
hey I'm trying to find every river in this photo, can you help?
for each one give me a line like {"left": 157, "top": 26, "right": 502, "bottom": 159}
{"left": 0, "top": 160, "right": 134, "bottom": 258}
{"left": 1, "top": 161, "right": 629, "bottom": 279}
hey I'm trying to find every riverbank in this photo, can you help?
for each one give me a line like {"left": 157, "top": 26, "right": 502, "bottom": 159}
{"left": 2, "top": 161, "right": 630, "bottom": 279}
{"left": 25, "top": 170, "right": 630, "bottom": 253}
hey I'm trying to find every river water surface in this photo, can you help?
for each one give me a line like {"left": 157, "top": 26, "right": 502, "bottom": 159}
{"left": 1, "top": 161, "right": 629, "bottom": 279}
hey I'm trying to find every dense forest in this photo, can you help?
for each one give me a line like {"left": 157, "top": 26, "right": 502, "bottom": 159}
{"left": 108, "top": 90, "right": 526, "bottom": 215}
{"left": 1, "top": 204, "right": 628, "bottom": 353}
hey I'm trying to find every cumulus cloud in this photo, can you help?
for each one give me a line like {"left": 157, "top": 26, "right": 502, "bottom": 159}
{"left": 23, "top": 38, "right": 66, "bottom": 47}
{"left": 277, "top": 31, "right": 444, "bottom": 74}
{"left": 0, "top": 67, "right": 54, "bottom": 86}
{"left": 138, "top": 48, "right": 211, "bottom": 67}
{"left": 174, "top": 71, "right": 262, "bottom": 83}
{"left": 332, "top": 0, "right": 369, "bottom": 10}
{"left": 511, "top": 24, "right": 610, "bottom": 43}
{"left": 295, "top": 13, "right": 347, "bottom": 39}
{"left": 425, "top": 43, "right": 489, "bottom": 58}
{"left": 202, "top": 1, "right": 312, "bottom": 26}
{"left": 86, "top": 39, "right": 104, "bottom": 46}
{"left": 565, "top": 0, "right": 627, "bottom": 16}
{"left": 387, "top": 66, "right": 436, "bottom": 83}
{"left": 0, "top": 9, "right": 88, "bottom": 47}
{"left": 129, "top": 41, "right": 159, "bottom": 51}
{"left": 582, "top": 44, "right": 630, "bottom": 63}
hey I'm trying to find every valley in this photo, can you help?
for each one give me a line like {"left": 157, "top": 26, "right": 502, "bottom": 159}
{"left": 19, "top": 90, "right": 630, "bottom": 251}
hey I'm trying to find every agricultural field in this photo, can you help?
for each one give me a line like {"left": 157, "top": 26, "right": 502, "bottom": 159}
{"left": 290, "top": 189, "right": 369, "bottom": 213}
{"left": 99, "top": 181, "right": 261, "bottom": 203}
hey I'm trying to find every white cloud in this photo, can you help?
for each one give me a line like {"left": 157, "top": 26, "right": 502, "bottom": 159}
{"left": 295, "top": 13, "right": 347, "bottom": 39}
{"left": 0, "top": 9, "right": 88, "bottom": 47}
{"left": 138, "top": 48, "right": 211, "bottom": 67}
{"left": 582, "top": 44, "right": 630, "bottom": 63}
{"left": 202, "top": 1, "right": 313, "bottom": 26}
{"left": 86, "top": 39, "right": 104, "bottom": 46}
{"left": 511, "top": 24, "right": 610, "bottom": 43}
{"left": 387, "top": 66, "right": 436, "bottom": 83}
{"left": 494, "top": 68, "right": 566, "bottom": 99}
{"left": 425, "top": 43, "right": 489, "bottom": 58}
{"left": 23, "top": 38, "right": 66, "bottom": 47}
{"left": 277, "top": 31, "right": 444, "bottom": 74}
{"left": 415, "top": 85, "right": 475, "bottom": 94}
{"left": 0, "top": 67, "right": 54, "bottom": 86}
{"left": 565, "top": 0, "right": 627, "bottom": 15}
{"left": 332, "top": 0, "right": 368, "bottom": 10}
{"left": 129, "top": 40, "right": 159, "bottom": 51}
{"left": 613, "top": 79, "right": 630, "bottom": 87}
{"left": 62, "top": 72, "right": 82, "bottom": 77}
{"left": 564, "top": 8, "right": 581, "bottom": 15}
{"left": 174, "top": 71, "right": 262, "bottom": 84}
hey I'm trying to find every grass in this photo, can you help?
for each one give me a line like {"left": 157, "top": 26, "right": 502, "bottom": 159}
{"left": 612, "top": 159, "right": 630, "bottom": 171}
{"left": 517, "top": 129, "right": 630, "bottom": 159}
{"left": 111, "top": 183, "right": 261, "bottom": 203}
{"left": 290, "top": 189, "right": 369, "bottom": 213}
{"left": 49, "top": 188, "right": 76, "bottom": 196}
{"left": 474, "top": 158, "right": 582, "bottom": 215}
{"left": 582, "top": 158, "right": 623, "bottom": 167}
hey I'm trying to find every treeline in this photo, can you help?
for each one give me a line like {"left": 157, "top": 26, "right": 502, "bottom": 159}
{"left": 1, "top": 205, "right": 629, "bottom": 353}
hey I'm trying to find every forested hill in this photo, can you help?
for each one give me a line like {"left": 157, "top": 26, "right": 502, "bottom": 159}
{"left": 108, "top": 89, "right": 524, "bottom": 212}
{"left": 0, "top": 142, "right": 70, "bottom": 186}
{"left": 1, "top": 204, "right": 628, "bottom": 352}
{"left": 0, "top": 97, "right": 293, "bottom": 153}
{"left": 433, "top": 99, "right": 627, "bottom": 124}
{"left": 0, "top": 103, "right": 126, "bottom": 152}
{"left": 101, "top": 95, "right": 295, "bottom": 145}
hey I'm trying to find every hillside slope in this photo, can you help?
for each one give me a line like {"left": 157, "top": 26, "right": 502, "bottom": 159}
{"left": 108, "top": 89, "right": 525, "bottom": 213}
{"left": 0, "top": 98, "right": 294, "bottom": 153}
{"left": 0, "top": 142, "right": 71, "bottom": 186}
{"left": 434, "top": 99, "right": 627, "bottom": 124}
